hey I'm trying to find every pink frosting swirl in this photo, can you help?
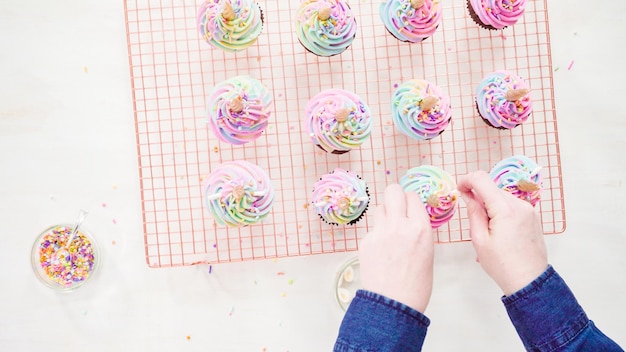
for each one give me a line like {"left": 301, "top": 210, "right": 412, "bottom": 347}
{"left": 197, "top": 0, "right": 263, "bottom": 52}
{"left": 469, "top": 0, "right": 527, "bottom": 29}
{"left": 202, "top": 161, "right": 274, "bottom": 227}
{"left": 207, "top": 75, "right": 272, "bottom": 145}
{"left": 475, "top": 70, "right": 532, "bottom": 129}
{"left": 380, "top": 0, "right": 442, "bottom": 43}
{"left": 489, "top": 155, "right": 542, "bottom": 207}
{"left": 306, "top": 89, "right": 372, "bottom": 154}
{"left": 399, "top": 165, "right": 458, "bottom": 229}
{"left": 311, "top": 169, "right": 369, "bottom": 225}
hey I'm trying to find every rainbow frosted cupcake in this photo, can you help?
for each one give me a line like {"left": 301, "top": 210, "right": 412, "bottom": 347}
{"left": 475, "top": 71, "right": 532, "bottom": 130}
{"left": 306, "top": 89, "right": 372, "bottom": 154}
{"left": 380, "top": 0, "right": 443, "bottom": 43}
{"left": 197, "top": 0, "right": 263, "bottom": 52}
{"left": 311, "top": 169, "right": 369, "bottom": 225}
{"left": 207, "top": 75, "right": 272, "bottom": 145}
{"left": 295, "top": 0, "right": 357, "bottom": 57}
{"left": 490, "top": 155, "right": 542, "bottom": 206}
{"left": 392, "top": 79, "right": 452, "bottom": 140}
{"left": 467, "top": 0, "right": 527, "bottom": 30}
{"left": 399, "top": 165, "right": 458, "bottom": 228}
{"left": 202, "top": 161, "right": 274, "bottom": 227}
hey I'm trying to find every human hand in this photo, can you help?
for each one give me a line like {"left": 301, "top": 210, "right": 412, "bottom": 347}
{"left": 457, "top": 171, "right": 548, "bottom": 296}
{"left": 358, "top": 184, "right": 434, "bottom": 313}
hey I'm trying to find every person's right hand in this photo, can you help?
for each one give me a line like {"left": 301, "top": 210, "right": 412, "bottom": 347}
{"left": 358, "top": 184, "right": 434, "bottom": 313}
{"left": 457, "top": 171, "right": 548, "bottom": 296}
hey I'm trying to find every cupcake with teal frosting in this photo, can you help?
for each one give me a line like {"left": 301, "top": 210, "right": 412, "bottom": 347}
{"left": 380, "top": 0, "right": 443, "bottom": 43}
{"left": 490, "top": 155, "right": 542, "bottom": 206}
{"left": 311, "top": 169, "right": 369, "bottom": 225}
{"left": 306, "top": 89, "right": 372, "bottom": 154}
{"left": 392, "top": 79, "right": 452, "bottom": 140}
{"left": 295, "top": 0, "right": 357, "bottom": 57}
{"left": 475, "top": 71, "right": 532, "bottom": 129}
{"left": 399, "top": 165, "right": 458, "bottom": 228}
{"left": 197, "top": 0, "right": 264, "bottom": 52}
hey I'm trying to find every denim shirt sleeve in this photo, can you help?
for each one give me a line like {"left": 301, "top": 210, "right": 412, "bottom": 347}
{"left": 503, "top": 265, "right": 623, "bottom": 352}
{"left": 334, "top": 290, "right": 430, "bottom": 352}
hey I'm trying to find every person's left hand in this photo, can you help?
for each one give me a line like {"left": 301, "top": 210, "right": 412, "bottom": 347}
{"left": 358, "top": 184, "right": 434, "bottom": 313}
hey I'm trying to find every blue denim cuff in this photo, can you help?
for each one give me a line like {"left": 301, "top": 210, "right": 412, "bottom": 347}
{"left": 502, "top": 265, "right": 590, "bottom": 351}
{"left": 334, "top": 290, "right": 430, "bottom": 352}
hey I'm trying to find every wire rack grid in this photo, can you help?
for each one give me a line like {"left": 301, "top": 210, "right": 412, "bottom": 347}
{"left": 124, "top": 0, "right": 565, "bottom": 268}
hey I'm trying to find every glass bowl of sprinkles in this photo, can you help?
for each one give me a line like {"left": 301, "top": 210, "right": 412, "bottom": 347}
{"left": 31, "top": 224, "right": 100, "bottom": 292}
{"left": 334, "top": 256, "right": 361, "bottom": 311}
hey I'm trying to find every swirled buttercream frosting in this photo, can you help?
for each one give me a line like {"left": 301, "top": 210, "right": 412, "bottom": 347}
{"left": 207, "top": 75, "right": 272, "bottom": 145}
{"left": 392, "top": 79, "right": 452, "bottom": 140}
{"left": 380, "top": 0, "right": 442, "bottom": 43}
{"left": 306, "top": 89, "right": 372, "bottom": 154}
{"left": 399, "top": 165, "right": 457, "bottom": 228}
{"left": 311, "top": 169, "right": 369, "bottom": 225}
{"left": 475, "top": 71, "right": 532, "bottom": 129}
{"left": 295, "top": 0, "right": 357, "bottom": 57}
{"left": 489, "top": 155, "right": 542, "bottom": 206}
{"left": 202, "top": 161, "right": 274, "bottom": 227}
{"left": 197, "top": 0, "right": 263, "bottom": 52}
{"left": 468, "top": 0, "right": 526, "bottom": 30}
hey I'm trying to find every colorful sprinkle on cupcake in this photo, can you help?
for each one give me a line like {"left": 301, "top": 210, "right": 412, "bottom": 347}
{"left": 392, "top": 79, "right": 452, "bottom": 140}
{"left": 399, "top": 165, "right": 458, "bottom": 228}
{"left": 467, "top": 0, "right": 527, "bottom": 30}
{"left": 490, "top": 155, "right": 542, "bottom": 206}
{"left": 295, "top": 0, "right": 357, "bottom": 57}
{"left": 207, "top": 75, "right": 272, "bottom": 145}
{"left": 311, "top": 169, "right": 369, "bottom": 225}
{"left": 475, "top": 71, "right": 532, "bottom": 129}
{"left": 197, "top": 0, "right": 264, "bottom": 52}
{"left": 202, "top": 161, "right": 274, "bottom": 227}
{"left": 380, "top": 0, "right": 443, "bottom": 43}
{"left": 306, "top": 89, "right": 372, "bottom": 154}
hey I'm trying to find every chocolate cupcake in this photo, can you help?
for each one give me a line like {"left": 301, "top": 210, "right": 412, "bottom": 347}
{"left": 380, "top": 0, "right": 443, "bottom": 43}
{"left": 311, "top": 169, "right": 369, "bottom": 226}
{"left": 306, "top": 89, "right": 372, "bottom": 154}
{"left": 475, "top": 70, "right": 532, "bottom": 130}
{"left": 467, "top": 0, "right": 528, "bottom": 30}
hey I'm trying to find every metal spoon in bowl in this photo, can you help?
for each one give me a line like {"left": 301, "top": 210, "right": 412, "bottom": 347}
{"left": 53, "top": 209, "right": 89, "bottom": 262}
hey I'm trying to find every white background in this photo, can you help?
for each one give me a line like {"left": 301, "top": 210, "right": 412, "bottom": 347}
{"left": 1, "top": 0, "right": 625, "bottom": 351}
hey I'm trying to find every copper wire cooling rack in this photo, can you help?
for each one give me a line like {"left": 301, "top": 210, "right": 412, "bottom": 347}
{"left": 125, "top": 0, "right": 565, "bottom": 268}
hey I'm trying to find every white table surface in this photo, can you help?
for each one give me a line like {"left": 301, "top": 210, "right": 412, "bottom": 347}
{"left": 1, "top": 1, "right": 625, "bottom": 351}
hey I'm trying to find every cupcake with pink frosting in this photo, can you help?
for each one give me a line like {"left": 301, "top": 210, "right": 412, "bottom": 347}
{"left": 380, "top": 0, "right": 443, "bottom": 43}
{"left": 207, "top": 75, "right": 272, "bottom": 145}
{"left": 197, "top": 0, "right": 264, "bottom": 52}
{"left": 467, "top": 0, "right": 527, "bottom": 30}
{"left": 306, "top": 89, "right": 372, "bottom": 154}
{"left": 475, "top": 71, "right": 532, "bottom": 129}
{"left": 399, "top": 165, "right": 458, "bottom": 229}
{"left": 490, "top": 155, "right": 542, "bottom": 207}
{"left": 202, "top": 161, "right": 274, "bottom": 227}
{"left": 311, "top": 169, "right": 369, "bottom": 226}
